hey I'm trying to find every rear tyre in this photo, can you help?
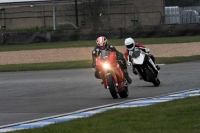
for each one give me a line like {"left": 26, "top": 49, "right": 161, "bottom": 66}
{"left": 119, "top": 87, "right": 129, "bottom": 98}
{"left": 145, "top": 69, "right": 160, "bottom": 87}
{"left": 107, "top": 75, "right": 118, "bottom": 99}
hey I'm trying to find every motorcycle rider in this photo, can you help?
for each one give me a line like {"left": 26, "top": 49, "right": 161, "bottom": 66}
{"left": 124, "top": 37, "right": 160, "bottom": 75}
{"left": 92, "top": 36, "right": 132, "bottom": 84}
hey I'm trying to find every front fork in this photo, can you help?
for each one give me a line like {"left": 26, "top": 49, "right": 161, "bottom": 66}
{"left": 106, "top": 73, "right": 126, "bottom": 92}
{"left": 148, "top": 57, "right": 158, "bottom": 72}
{"left": 104, "top": 73, "right": 118, "bottom": 89}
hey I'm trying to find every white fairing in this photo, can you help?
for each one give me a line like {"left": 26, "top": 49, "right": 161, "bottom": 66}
{"left": 132, "top": 53, "right": 145, "bottom": 65}
{"left": 149, "top": 57, "right": 158, "bottom": 71}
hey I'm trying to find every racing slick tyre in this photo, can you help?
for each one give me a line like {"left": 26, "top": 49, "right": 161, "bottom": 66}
{"left": 119, "top": 87, "right": 129, "bottom": 98}
{"left": 145, "top": 69, "right": 160, "bottom": 87}
{"left": 107, "top": 74, "right": 118, "bottom": 99}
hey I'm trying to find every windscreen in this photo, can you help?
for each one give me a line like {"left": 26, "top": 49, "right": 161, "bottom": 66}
{"left": 99, "top": 50, "right": 111, "bottom": 60}
{"left": 131, "top": 47, "right": 141, "bottom": 58}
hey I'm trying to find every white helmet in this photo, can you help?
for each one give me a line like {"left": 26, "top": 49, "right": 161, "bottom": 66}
{"left": 124, "top": 37, "right": 135, "bottom": 50}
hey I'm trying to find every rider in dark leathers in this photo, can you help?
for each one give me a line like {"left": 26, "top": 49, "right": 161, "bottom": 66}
{"left": 92, "top": 36, "right": 132, "bottom": 84}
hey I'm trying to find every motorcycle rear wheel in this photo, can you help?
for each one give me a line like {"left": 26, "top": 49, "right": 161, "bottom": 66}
{"left": 119, "top": 87, "right": 129, "bottom": 98}
{"left": 107, "top": 74, "right": 118, "bottom": 99}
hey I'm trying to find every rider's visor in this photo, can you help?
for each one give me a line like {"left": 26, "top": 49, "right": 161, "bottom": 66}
{"left": 126, "top": 43, "right": 134, "bottom": 49}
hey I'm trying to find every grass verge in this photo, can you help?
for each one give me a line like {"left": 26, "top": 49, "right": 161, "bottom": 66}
{"left": 0, "top": 55, "right": 200, "bottom": 72}
{"left": 10, "top": 95, "right": 200, "bottom": 133}
{"left": 1, "top": 35, "right": 200, "bottom": 52}
{"left": 0, "top": 60, "right": 92, "bottom": 72}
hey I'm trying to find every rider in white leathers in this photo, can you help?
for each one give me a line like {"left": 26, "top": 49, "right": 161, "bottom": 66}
{"left": 124, "top": 37, "right": 160, "bottom": 75}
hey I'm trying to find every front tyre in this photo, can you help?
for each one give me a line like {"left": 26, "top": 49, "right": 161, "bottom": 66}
{"left": 107, "top": 74, "right": 118, "bottom": 99}
{"left": 145, "top": 69, "right": 160, "bottom": 87}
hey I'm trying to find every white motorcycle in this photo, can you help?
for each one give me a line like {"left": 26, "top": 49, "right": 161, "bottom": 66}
{"left": 128, "top": 48, "right": 160, "bottom": 86}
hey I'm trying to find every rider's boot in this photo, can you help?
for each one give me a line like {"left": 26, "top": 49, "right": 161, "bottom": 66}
{"left": 132, "top": 67, "right": 138, "bottom": 75}
{"left": 133, "top": 68, "right": 142, "bottom": 80}
{"left": 138, "top": 73, "right": 143, "bottom": 80}
{"left": 123, "top": 69, "right": 132, "bottom": 84}
{"left": 101, "top": 81, "right": 107, "bottom": 89}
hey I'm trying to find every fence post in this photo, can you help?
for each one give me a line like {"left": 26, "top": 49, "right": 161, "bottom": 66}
{"left": 53, "top": 0, "right": 57, "bottom": 30}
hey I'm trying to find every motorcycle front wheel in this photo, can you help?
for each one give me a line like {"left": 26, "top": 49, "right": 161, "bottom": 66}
{"left": 145, "top": 69, "right": 160, "bottom": 87}
{"left": 106, "top": 74, "right": 118, "bottom": 99}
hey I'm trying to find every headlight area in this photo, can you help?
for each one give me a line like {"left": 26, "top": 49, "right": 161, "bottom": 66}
{"left": 102, "top": 62, "right": 111, "bottom": 70}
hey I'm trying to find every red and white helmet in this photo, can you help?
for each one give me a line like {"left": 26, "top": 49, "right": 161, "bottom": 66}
{"left": 125, "top": 37, "right": 135, "bottom": 50}
{"left": 96, "top": 36, "right": 108, "bottom": 50}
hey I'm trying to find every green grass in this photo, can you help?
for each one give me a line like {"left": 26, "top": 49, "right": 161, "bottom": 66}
{"left": 1, "top": 35, "right": 200, "bottom": 52}
{"left": 156, "top": 55, "right": 200, "bottom": 64}
{"left": 0, "top": 60, "right": 92, "bottom": 72}
{"left": 0, "top": 55, "right": 200, "bottom": 72}
{"left": 10, "top": 96, "right": 200, "bottom": 133}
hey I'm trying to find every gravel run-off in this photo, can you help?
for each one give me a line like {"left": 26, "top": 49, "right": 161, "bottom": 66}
{"left": 0, "top": 42, "right": 200, "bottom": 65}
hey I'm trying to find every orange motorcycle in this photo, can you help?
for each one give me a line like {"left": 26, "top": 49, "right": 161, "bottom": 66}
{"left": 96, "top": 50, "right": 129, "bottom": 99}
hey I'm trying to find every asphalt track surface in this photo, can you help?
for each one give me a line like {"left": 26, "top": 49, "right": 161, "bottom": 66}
{"left": 0, "top": 61, "right": 200, "bottom": 126}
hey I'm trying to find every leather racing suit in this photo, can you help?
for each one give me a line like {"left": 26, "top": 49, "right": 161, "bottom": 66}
{"left": 92, "top": 44, "right": 132, "bottom": 84}
{"left": 124, "top": 42, "right": 159, "bottom": 74}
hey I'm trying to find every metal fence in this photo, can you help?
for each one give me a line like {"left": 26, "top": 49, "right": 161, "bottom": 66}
{"left": 53, "top": 0, "right": 164, "bottom": 29}
{"left": 53, "top": 0, "right": 141, "bottom": 29}
{"left": 165, "top": 6, "right": 200, "bottom": 24}
{"left": 0, "top": 0, "right": 164, "bottom": 30}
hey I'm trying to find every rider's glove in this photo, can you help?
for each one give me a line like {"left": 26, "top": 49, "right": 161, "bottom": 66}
{"left": 146, "top": 48, "right": 150, "bottom": 53}
{"left": 127, "top": 61, "right": 132, "bottom": 66}
{"left": 92, "top": 62, "right": 96, "bottom": 68}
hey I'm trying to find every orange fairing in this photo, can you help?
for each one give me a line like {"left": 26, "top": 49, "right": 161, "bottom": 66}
{"left": 96, "top": 52, "right": 124, "bottom": 86}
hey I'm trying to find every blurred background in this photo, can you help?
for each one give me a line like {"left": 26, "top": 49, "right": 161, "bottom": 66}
{"left": 0, "top": 0, "right": 200, "bottom": 45}
{"left": 0, "top": 0, "right": 199, "bottom": 30}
